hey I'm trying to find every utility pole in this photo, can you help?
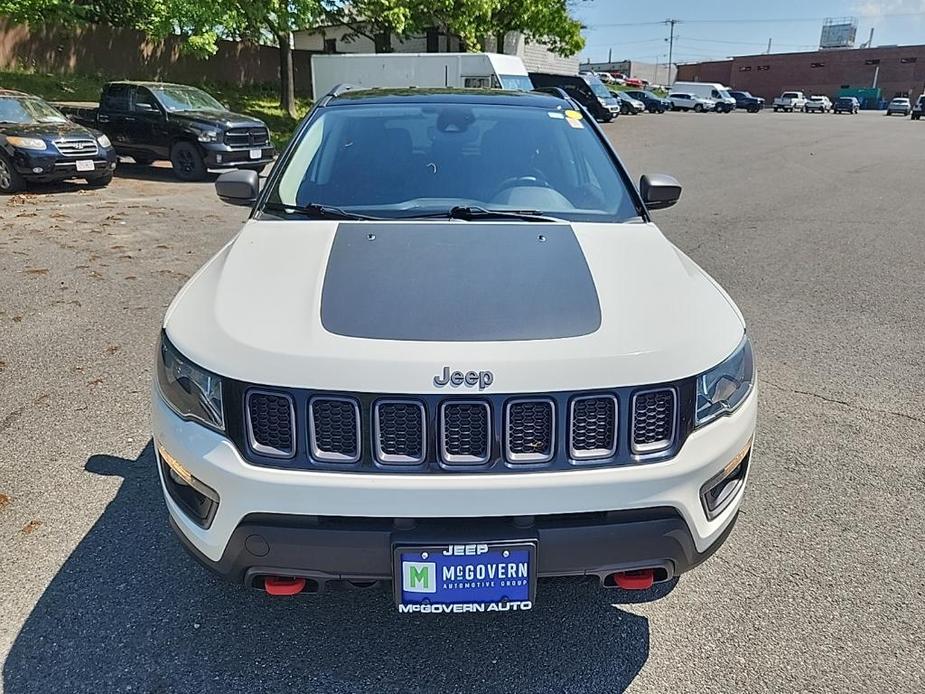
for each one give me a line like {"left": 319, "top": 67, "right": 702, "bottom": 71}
{"left": 665, "top": 19, "right": 678, "bottom": 86}
{"left": 766, "top": 38, "right": 772, "bottom": 54}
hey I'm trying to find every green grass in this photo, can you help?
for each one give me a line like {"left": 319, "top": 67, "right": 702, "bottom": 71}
{"left": 0, "top": 69, "right": 311, "bottom": 148}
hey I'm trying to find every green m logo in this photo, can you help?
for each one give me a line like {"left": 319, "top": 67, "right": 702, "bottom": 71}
{"left": 403, "top": 561, "right": 436, "bottom": 594}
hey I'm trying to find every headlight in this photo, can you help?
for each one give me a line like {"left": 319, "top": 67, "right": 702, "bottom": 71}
{"left": 97, "top": 134, "right": 112, "bottom": 148}
{"left": 194, "top": 129, "right": 220, "bottom": 143}
{"left": 695, "top": 336, "right": 754, "bottom": 426}
{"left": 7, "top": 136, "right": 47, "bottom": 151}
{"left": 156, "top": 333, "right": 224, "bottom": 431}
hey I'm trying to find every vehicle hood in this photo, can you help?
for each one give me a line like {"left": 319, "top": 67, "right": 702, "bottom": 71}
{"left": 168, "top": 110, "right": 265, "bottom": 130}
{"left": 1, "top": 120, "right": 99, "bottom": 141}
{"left": 164, "top": 220, "right": 746, "bottom": 393}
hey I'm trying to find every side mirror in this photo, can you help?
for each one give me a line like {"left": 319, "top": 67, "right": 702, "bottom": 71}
{"left": 136, "top": 102, "right": 158, "bottom": 113}
{"left": 215, "top": 169, "right": 259, "bottom": 206}
{"left": 640, "top": 174, "right": 682, "bottom": 210}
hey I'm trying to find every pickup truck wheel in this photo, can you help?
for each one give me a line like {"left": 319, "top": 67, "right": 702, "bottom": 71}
{"left": 0, "top": 154, "right": 25, "bottom": 194}
{"left": 85, "top": 171, "right": 113, "bottom": 188}
{"left": 170, "top": 142, "right": 207, "bottom": 181}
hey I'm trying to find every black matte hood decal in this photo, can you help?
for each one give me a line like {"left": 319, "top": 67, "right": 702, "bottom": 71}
{"left": 321, "top": 223, "right": 602, "bottom": 342}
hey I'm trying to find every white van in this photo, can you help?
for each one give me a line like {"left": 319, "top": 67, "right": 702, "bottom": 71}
{"left": 311, "top": 53, "right": 533, "bottom": 100}
{"left": 672, "top": 82, "right": 736, "bottom": 113}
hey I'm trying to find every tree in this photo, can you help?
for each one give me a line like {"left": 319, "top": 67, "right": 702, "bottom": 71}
{"left": 485, "top": 0, "right": 584, "bottom": 57}
{"left": 323, "top": 0, "right": 434, "bottom": 53}
{"left": 0, "top": 0, "right": 322, "bottom": 118}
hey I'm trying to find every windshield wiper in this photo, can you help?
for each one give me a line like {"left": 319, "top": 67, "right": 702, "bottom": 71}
{"left": 262, "top": 202, "right": 381, "bottom": 221}
{"left": 397, "top": 206, "right": 564, "bottom": 223}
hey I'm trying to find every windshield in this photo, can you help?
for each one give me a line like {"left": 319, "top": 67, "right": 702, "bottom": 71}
{"left": 580, "top": 74, "right": 614, "bottom": 99}
{"left": 717, "top": 88, "right": 732, "bottom": 100}
{"left": 782, "top": 92, "right": 800, "bottom": 99}
{"left": 0, "top": 96, "right": 67, "bottom": 125}
{"left": 149, "top": 86, "right": 224, "bottom": 112}
{"left": 498, "top": 74, "right": 534, "bottom": 91}
{"left": 268, "top": 102, "right": 641, "bottom": 223}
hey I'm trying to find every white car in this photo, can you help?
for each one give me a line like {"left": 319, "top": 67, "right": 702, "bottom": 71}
{"left": 804, "top": 96, "right": 832, "bottom": 113}
{"left": 668, "top": 92, "right": 717, "bottom": 112}
{"left": 153, "top": 87, "right": 757, "bottom": 612}
{"left": 886, "top": 97, "right": 911, "bottom": 116}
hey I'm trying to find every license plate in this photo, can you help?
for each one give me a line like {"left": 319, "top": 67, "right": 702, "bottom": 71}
{"left": 394, "top": 542, "right": 535, "bottom": 614}
{"left": 76, "top": 160, "right": 94, "bottom": 172}
{"left": 249, "top": 148, "right": 262, "bottom": 160}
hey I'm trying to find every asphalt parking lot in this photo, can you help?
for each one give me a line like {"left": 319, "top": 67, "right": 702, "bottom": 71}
{"left": 1, "top": 110, "right": 923, "bottom": 693}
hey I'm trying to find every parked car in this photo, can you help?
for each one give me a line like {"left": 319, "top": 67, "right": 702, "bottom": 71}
{"left": 615, "top": 91, "right": 645, "bottom": 115}
{"left": 154, "top": 85, "right": 756, "bottom": 609}
{"left": 672, "top": 82, "right": 736, "bottom": 113}
{"left": 596, "top": 72, "right": 615, "bottom": 84}
{"left": 57, "top": 81, "right": 276, "bottom": 181}
{"left": 0, "top": 89, "right": 117, "bottom": 194}
{"left": 886, "top": 97, "right": 911, "bottom": 116}
{"left": 728, "top": 90, "right": 764, "bottom": 113}
{"left": 833, "top": 96, "right": 860, "bottom": 114}
{"left": 804, "top": 96, "right": 832, "bottom": 113}
{"left": 912, "top": 95, "right": 925, "bottom": 120}
{"left": 668, "top": 92, "right": 716, "bottom": 112}
{"left": 772, "top": 91, "right": 807, "bottom": 112}
{"left": 529, "top": 72, "right": 620, "bottom": 122}
{"left": 624, "top": 89, "right": 672, "bottom": 113}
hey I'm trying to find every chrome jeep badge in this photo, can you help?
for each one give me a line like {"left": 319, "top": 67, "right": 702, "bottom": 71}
{"left": 433, "top": 367, "right": 494, "bottom": 390}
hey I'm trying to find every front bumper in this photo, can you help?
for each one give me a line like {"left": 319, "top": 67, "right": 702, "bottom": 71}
{"left": 201, "top": 143, "right": 276, "bottom": 168}
{"left": 10, "top": 146, "right": 117, "bottom": 182}
{"left": 152, "top": 386, "right": 757, "bottom": 580}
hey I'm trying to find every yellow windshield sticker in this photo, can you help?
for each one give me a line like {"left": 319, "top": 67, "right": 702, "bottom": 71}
{"left": 564, "top": 109, "right": 583, "bottom": 120}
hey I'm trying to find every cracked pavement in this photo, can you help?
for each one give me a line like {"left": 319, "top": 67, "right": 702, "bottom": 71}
{"left": 1, "top": 112, "right": 924, "bottom": 693}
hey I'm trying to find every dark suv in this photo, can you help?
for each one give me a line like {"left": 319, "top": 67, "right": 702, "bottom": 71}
{"left": 833, "top": 97, "right": 860, "bottom": 114}
{"left": 0, "top": 89, "right": 117, "bottom": 193}
{"left": 728, "top": 91, "right": 765, "bottom": 113}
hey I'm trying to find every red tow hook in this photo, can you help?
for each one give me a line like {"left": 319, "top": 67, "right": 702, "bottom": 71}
{"left": 264, "top": 576, "right": 306, "bottom": 596}
{"left": 613, "top": 569, "right": 655, "bottom": 590}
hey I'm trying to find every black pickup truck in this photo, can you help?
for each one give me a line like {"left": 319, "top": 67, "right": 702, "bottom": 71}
{"left": 57, "top": 81, "right": 275, "bottom": 181}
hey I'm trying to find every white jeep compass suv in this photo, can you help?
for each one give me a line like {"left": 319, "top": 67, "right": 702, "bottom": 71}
{"left": 152, "top": 87, "right": 757, "bottom": 612}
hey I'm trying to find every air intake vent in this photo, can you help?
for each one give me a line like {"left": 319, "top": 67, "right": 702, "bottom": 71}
{"left": 440, "top": 401, "right": 491, "bottom": 465}
{"left": 375, "top": 400, "right": 426, "bottom": 464}
{"left": 631, "top": 389, "right": 676, "bottom": 454}
{"left": 309, "top": 397, "right": 361, "bottom": 463}
{"left": 246, "top": 391, "right": 295, "bottom": 458}
{"left": 506, "top": 399, "right": 555, "bottom": 463}
{"left": 569, "top": 395, "right": 617, "bottom": 460}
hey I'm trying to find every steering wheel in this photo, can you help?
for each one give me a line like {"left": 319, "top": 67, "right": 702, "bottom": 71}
{"left": 491, "top": 172, "right": 551, "bottom": 197}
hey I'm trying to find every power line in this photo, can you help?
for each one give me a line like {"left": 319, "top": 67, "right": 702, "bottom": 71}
{"left": 589, "top": 11, "right": 925, "bottom": 29}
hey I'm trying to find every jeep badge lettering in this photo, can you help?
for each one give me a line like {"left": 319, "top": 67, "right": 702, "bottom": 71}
{"left": 433, "top": 366, "right": 494, "bottom": 390}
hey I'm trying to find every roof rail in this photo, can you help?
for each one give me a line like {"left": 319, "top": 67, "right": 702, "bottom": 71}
{"left": 320, "top": 83, "right": 354, "bottom": 105}
{"left": 533, "top": 86, "right": 570, "bottom": 100}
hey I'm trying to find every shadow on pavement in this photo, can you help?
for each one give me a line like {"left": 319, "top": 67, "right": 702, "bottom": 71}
{"left": 4, "top": 442, "right": 674, "bottom": 693}
{"left": 113, "top": 162, "right": 218, "bottom": 184}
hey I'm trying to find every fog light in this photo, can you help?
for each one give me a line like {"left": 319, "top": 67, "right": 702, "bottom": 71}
{"left": 701, "top": 440, "right": 751, "bottom": 520}
{"left": 32, "top": 167, "right": 43, "bottom": 174}
{"left": 215, "top": 154, "right": 223, "bottom": 164}
{"left": 157, "top": 444, "right": 219, "bottom": 527}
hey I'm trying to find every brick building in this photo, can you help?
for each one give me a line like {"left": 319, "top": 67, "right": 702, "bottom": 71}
{"left": 677, "top": 44, "right": 925, "bottom": 103}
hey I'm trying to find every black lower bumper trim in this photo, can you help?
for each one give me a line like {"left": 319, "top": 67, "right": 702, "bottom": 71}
{"left": 170, "top": 508, "right": 738, "bottom": 588}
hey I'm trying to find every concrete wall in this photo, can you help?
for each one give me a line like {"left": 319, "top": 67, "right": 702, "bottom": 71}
{"left": 0, "top": 20, "right": 315, "bottom": 93}
{"left": 677, "top": 45, "right": 925, "bottom": 101}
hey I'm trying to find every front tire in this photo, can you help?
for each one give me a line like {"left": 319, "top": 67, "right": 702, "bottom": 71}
{"left": 170, "top": 141, "right": 207, "bottom": 182}
{"left": 694, "top": 104, "right": 704, "bottom": 113}
{"left": 85, "top": 171, "right": 113, "bottom": 188}
{"left": 0, "top": 154, "right": 25, "bottom": 194}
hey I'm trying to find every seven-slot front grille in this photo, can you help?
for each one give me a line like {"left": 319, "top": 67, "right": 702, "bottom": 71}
{"left": 309, "top": 397, "right": 361, "bottom": 462}
{"left": 239, "top": 384, "right": 688, "bottom": 470}
{"left": 569, "top": 395, "right": 618, "bottom": 460}
{"left": 246, "top": 391, "right": 295, "bottom": 458}
{"left": 225, "top": 127, "right": 269, "bottom": 148}
{"left": 54, "top": 139, "right": 99, "bottom": 157}
{"left": 631, "top": 389, "right": 676, "bottom": 453}
{"left": 506, "top": 399, "right": 555, "bottom": 463}
{"left": 375, "top": 400, "right": 426, "bottom": 464}
{"left": 440, "top": 401, "right": 491, "bottom": 465}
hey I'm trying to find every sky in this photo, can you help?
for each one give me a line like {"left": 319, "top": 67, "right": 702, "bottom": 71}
{"left": 574, "top": 0, "right": 925, "bottom": 65}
